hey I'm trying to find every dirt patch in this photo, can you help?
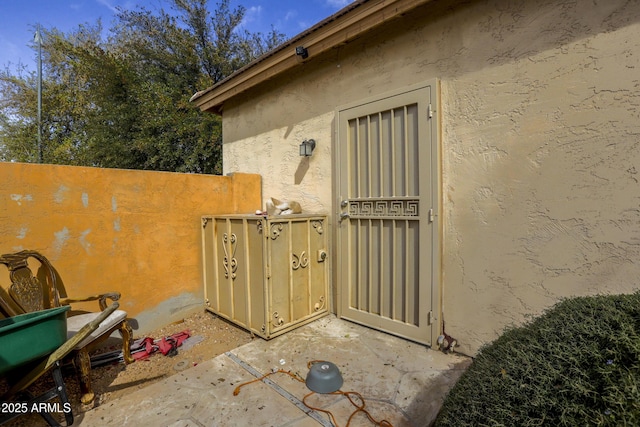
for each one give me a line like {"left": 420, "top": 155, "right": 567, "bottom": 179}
{"left": 1, "top": 310, "right": 253, "bottom": 426}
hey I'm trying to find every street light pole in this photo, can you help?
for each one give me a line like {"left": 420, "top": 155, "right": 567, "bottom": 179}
{"left": 35, "top": 24, "right": 43, "bottom": 163}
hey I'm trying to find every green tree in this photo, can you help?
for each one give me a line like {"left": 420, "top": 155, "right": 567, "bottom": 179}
{"left": 0, "top": 64, "right": 39, "bottom": 162}
{"left": 0, "top": 0, "right": 286, "bottom": 173}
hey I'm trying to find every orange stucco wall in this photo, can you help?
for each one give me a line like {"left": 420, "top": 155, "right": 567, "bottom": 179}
{"left": 0, "top": 162, "right": 261, "bottom": 333}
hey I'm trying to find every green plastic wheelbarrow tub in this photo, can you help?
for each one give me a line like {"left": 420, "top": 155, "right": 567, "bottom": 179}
{"left": 0, "top": 306, "right": 70, "bottom": 375}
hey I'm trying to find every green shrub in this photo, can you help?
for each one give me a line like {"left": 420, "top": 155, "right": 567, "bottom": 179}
{"left": 435, "top": 292, "right": 640, "bottom": 426}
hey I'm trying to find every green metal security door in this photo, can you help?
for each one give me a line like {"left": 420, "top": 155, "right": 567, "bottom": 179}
{"left": 336, "top": 82, "right": 439, "bottom": 345}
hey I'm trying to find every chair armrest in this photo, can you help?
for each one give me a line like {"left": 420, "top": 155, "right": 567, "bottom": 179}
{"left": 60, "top": 292, "right": 121, "bottom": 311}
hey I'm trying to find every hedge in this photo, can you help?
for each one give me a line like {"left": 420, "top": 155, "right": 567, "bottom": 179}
{"left": 435, "top": 292, "right": 640, "bottom": 426}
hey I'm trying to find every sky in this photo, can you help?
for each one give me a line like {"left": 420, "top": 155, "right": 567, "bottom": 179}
{"left": 0, "top": 0, "right": 353, "bottom": 72}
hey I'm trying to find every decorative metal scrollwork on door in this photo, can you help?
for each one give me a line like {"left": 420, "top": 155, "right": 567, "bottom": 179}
{"left": 348, "top": 198, "right": 419, "bottom": 217}
{"left": 222, "top": 232, "right": 237, "bottom": 280}
{"left": 291, "top": 251, "right": 309, "bottom": 270}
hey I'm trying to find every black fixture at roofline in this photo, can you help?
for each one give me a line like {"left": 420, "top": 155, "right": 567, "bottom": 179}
{"left": 295, "top": 46, "right": 309, "bottom": 59}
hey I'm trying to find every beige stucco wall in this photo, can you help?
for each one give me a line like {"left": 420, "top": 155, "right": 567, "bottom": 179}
{"left": 0, "top": 162, "right": 261, "bottom": 334}
{"left": 223, "top": 110, "right": 334, "bottom": 214}
{"left": 221, "top": 0, "right": 640, "bottom": 354}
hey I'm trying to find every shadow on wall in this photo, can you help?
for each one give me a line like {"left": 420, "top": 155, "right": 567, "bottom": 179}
{"left": 295, "top": 156, "right": 310, "bottom": 184}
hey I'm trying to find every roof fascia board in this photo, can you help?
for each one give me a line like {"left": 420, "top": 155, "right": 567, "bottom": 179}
{"left": 193, "top": 0, "right": 431, "bottom": 113}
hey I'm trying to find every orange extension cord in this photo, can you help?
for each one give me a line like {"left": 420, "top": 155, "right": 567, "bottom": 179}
{"left": 233, "top": 361, "right": 394, "bottom": 427}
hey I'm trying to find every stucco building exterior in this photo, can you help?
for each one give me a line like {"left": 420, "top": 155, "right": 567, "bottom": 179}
{"left": 192, "top": 0, "right": 640, "bottom": 355}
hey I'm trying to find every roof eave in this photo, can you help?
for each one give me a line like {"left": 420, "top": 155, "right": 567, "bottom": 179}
{"left": 190, "top": 0, "right": 432, "bottom": 114}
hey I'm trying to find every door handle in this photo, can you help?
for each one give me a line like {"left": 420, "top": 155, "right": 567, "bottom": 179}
{"left": 340, "top": 212, "right": 350, "bottom": 220}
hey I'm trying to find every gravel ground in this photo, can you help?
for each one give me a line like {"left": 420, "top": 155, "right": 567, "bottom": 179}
{"left": 1, "top": 310, "right": 253, "bottom": 426}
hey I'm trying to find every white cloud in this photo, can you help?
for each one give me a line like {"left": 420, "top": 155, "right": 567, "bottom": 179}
{"left": 284, "top": 10, "right": 297, "bottom": 22}
{"left": 237, "top": 5, "right": 263, "bottom": 31}
{"left": 244, "top": 5, "right": 263, "bottom": 24}
{"left": 325, "top": 0, "right": 352, "bottom": 8}
{"left": 96, "top": 0, "right": 118, "bottom": 14}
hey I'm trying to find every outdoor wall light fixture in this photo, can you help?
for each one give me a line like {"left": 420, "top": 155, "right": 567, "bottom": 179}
{"left": 299, "top": 139, "right": 316, "bottom": 157}
{"left": 295, "top": 46, "right": 309, "bottom": 59}
{"left": 305, "top": 361, "right": 343, "bottom": 393}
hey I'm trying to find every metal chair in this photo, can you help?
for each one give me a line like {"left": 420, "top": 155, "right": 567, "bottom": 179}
{"left": 0, "top": 250, "right": 134, "bottom": 404}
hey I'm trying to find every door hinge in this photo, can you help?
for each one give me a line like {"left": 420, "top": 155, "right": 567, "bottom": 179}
{"left": 428, "top": 310, "right": 434, "bottom": 325}
{"left": 428, "top": 208, "right": 435, "bottom": 223}
{"left": 427, "top": 103, "right": 433, "bottom": 119}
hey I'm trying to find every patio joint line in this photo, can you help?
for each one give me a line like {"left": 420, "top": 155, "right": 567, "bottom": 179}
{"left": 225, "top": 351, "right": 333, "bottom": 427}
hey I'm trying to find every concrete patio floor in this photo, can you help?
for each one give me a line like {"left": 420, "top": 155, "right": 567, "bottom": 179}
{"left": 76, "top": 315, "right": 471, "bottom": 426}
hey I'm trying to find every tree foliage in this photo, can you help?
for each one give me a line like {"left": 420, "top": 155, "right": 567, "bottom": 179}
{"left": 0, "top": 0, "right": 285, "bottom": 173}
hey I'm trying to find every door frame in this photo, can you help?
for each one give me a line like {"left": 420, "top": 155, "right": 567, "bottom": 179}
{"left": 331, "top": 79, "right": 442, "bottom": 346}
